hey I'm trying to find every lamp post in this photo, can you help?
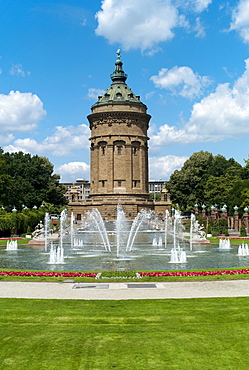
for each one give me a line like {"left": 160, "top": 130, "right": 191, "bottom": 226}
{"left": 234, "top": 205, "right": 239, "bottom": 232}
{"left": 201, "top": 204, "right": 206, "bottom": 218}
{"left": 243, "top": 206, "right": 249, "bottom": 234}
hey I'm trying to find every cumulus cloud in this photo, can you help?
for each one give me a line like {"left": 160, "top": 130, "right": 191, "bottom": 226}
{"left": 230, "top": 0, "right": 249, "bottom": 42}
{"left": 149, "top": 155, "right": 188, "bottom": 180}
{"left": 150, "top": 66, "right": 210, "bottom": 99}
{"left": 150, "top": 58, "right": 249, "bottom": 147}
{"left": 3, "top": 124, "right": 90, "bottom": 157}
{"left": 56, "top": 161, "right": 90, "bottom": 183}
{"left": 0, "top": 91, "right": 46, "bottom": 133}
{"left": 95, "top": 0, "right": 179, "bottom": 51}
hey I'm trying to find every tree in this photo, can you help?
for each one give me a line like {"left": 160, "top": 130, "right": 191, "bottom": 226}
{"left": 167, "top": 151, "right": 243, "bottom": 212}
{"left": 0, "top": 150, "right": 67, "bottom": 211}
{"left": 167, "top": 151, "right": 213, "bottom": 210}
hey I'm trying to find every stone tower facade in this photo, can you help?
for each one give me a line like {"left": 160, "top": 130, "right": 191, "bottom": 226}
{"left": 87, "top": 50, "right": 150, "bottom": 202}
{"left": 68, "top": 51, "right": 171, "bottom": 220}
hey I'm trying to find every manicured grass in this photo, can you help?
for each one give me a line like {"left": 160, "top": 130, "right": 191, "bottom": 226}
{"left": 207, "top": 237, "right": 249, "bottom": 245}
{"left": 1, "top": 297, "right": 249, "bottom": 369}
{"left": 0, "top": 238, "right": 30, "bottom": 246}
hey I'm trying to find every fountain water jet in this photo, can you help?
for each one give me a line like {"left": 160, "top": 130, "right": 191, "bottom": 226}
{"left": 238, "top": 243, "right": 249, "bottom": 256}
{"left": 59, "top": 209, "right": 67, "bottom": 249}
{"left": 87, "top": 208, "right": 111, "bottom": 252}
{"left": 70, "top": 212, "right": 75, "bottom": 248}
{"left": 219, "top": 239, "right": 231, "bottom": 250}
{"left": 170, "top": 210, "right": 187, "bottom": 263}
{"left": 126, "top": 209, "right": 151, "bottom": 252}
{"left": 48, "top": 242, "right": 64, "bottom": 264}
{"left": 74, "top": 238, "right": 84, "bottom": 247}
{"left": 6, "top": 240, "right": 18, "bottom": 251}
{"left": 164, "top": 209, "right": 171, "bottom": 248}
{"left": 44, "top": 212, "right": 50, "bottom": 252}
{"left": 115, "top": 205, "right": 129, "bottom": 257}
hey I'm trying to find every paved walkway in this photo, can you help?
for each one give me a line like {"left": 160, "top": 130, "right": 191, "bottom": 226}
{"left": 0, "top": 280, "right": 249, "bottom": 300}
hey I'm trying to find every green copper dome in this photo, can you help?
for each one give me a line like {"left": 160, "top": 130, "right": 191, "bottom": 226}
{"left": 92, "top": 50, "right": 146, "bottom": 109}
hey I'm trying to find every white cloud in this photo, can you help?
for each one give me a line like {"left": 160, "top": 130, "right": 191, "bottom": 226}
{"left": 150, "top": 58, "right": 249, "bottom": 146}
{"left": 9, "top": 64, "right": 30, "bottom": 77}
{"left": 149, "top": 155, "right": 188, "bottom": 180}
{"left": 194, "top": 17, "right": 206, "bottom": 38}
{"left": 150, "top": 66, "right": 210, "bottom": 99}
{"left": 3, "top": 124, "right": 90, "bottom": 157}
{"left": 0, "top": 91, "right": 46, "bottom": 133}
{"left": 175, "top": 0, "right": 212, "bottom": 13}
{"left": 230, "top": 0, "right": 249, "bottom": 43}
{"left": 56, "top": 162, "right": 90, "bottom": 182}
{"left": 0, "top": 134, "right": 15, "bottom": 146}
{"left": 193, "top": 0, "right": 212, "bottom": 13}
{"left": 87, "top": 88, "right": 105, "bottom": 100}
{"left": 95, "top": 0, "right": 179, "bottom": 51}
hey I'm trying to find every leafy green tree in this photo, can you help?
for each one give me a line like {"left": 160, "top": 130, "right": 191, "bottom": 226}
{"left": 0, "top": 150, "right": 67, "bottom": 211}
{"left": 168, "top": 151, "right": 243, "bottom": 212}
{"left": 168, "top": 151, "right": 213, "bottom": 210}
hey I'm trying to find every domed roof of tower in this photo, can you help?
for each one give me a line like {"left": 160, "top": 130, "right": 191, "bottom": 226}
{"left": 91, "top": 49, "right": 147, "bottom": 109}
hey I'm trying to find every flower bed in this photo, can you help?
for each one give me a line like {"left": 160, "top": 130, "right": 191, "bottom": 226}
{"left": 1, "top": 269, "right": 249, "bottom": 279}
{"left": 0, "top": 270, "right": 97, "bottom": 278}
{"left": 217, "top": 237, "right": 249, "bottom": 239}
{"left": 138, "top": 269, "right": 249, "bottom": 277}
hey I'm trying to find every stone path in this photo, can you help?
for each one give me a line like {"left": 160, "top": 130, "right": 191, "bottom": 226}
{"left": 0, "top": 279, "right": 249, "bottom": 300}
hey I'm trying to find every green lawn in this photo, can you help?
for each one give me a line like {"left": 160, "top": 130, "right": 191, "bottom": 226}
{"left": 1, "top": 297, "right": 249, "bottom": 369}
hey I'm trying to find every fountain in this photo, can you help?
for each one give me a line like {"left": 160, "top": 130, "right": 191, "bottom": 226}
{"left": 115, "top": 205, "right": 129, "bottom": 258}
{"left": 48, "top": 242, "right": 64, "bottom": 264}
{"left": 44, "top": 212, "right": 49, "bottom": 252}
{"left": 152, "top": 238, "right": 158, "bottom": 247}
{"left": 170, "top": 245, "right": 187, "bottom": 263}
{"left": 238, "top": 243, "right": 249, "bottom": 256}
{"left": 6, "top": 240, "right": 18, "bottom": 251}
{"left": 73, "top": 238, "right": 84, "bottom": 247}
{"left": 87, "top": 208, "right": 111, "bottom": 252}
{"left": 70, "top": 212, "right": 75, "bottom": 248}
{"left": 126, "top": 209, "right": 151, "bottom": 253}
{"left": 59, "top": 209, "right": 67, "bottom": 249}
{"left": 164, "top": 209, "right": 171, "bottom": 248}
{"left": 219, "top": 239, "right": 231, "bottom": 250}
{"left": 170, "top": 210, "right": 187, "bottom": 263}
{"left": 3, "top": 205, "right": 246, "bottom": 272}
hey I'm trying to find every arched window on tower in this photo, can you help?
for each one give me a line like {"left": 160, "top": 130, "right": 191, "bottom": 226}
{"left": 114, "top": 140, "right": 126, "bottom": 155}
{"left": 98, "top": 141, "right": 107, "bottom": 156}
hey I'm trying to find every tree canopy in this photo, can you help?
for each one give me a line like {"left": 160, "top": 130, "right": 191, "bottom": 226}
{"left": 167, "top": 151, "right": 245, "bottom": 214}
{"left": 0, "top": 150, "right": 67, "bottom": 211}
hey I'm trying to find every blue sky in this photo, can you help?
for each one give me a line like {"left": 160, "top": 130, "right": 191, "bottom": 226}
{"left": 1, "top": 0, "right": 249, "bottom": 182}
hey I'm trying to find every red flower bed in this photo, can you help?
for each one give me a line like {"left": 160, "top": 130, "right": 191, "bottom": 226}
{"left": 138, "top": 269, "right": 249, "bottom": 277}
{"left": 217, "top": 237, "right": 249, "bottom": 239}
{"left": 0, "top": 270, "right": 97, "bottom": 278}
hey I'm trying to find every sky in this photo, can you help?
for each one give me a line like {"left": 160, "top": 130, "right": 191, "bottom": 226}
{"left": 1, "top": 0, "right": 249, "bottom": 183}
